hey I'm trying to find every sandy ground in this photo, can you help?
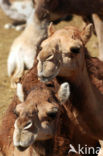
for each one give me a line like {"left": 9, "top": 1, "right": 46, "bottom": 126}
{"left": 0, "top": 9, "right": 20, "bottom": 122}
{"left": 0, "top": 9, "right": 98, "bottom": 123}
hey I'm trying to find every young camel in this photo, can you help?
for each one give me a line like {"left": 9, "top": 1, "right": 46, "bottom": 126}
{"left": 0, "top": 64, "right": 98, "bottom": 156}
{"left": 14, "top": 65, "right": 99, "bottom": 156}
{"left": 13, "top": 82, "right": 73, "bottom": 156}
{"left": 37, "top": 24, "right": 103, "bottom": 154}
{"left": 7, "top": 8, "right": 48, "bottom": 88}
{"left": 0, "top": 81, "right": 72, "bottom": 156}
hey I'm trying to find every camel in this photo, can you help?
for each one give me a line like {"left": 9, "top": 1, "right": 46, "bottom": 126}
{"left": 6, "top": 0, "right": 103, "bottom": 84}
{"left": 7, "top": 8, "right": 48, "bottom": 88}
{"left": 22, "top": 0, "right": 103, "bottom": 61}
{"left": 0, "top": 0, "right": 71, "bottom": 31}
{"left": 0, "top": 77, "right": 79, "bottom": 155}
{"left": 13, "top": 65, "right": 99, "bottom": 156}
{"left": 0, "top": 72, "right": 71, "bottom": 155}
{"left": 13, "top": 82, "right": 72, "bottom": 156}
{"left": 37, "top": 23, "right": 103, "bottom": 154}
{"left": 0, "top": 0, "right": 33, "bottom": 30}
{"left": 37, "top": 23, "right": 93, "bottom": 82}
{"left": 0, "top": 63, "right": 99, "bottom": 155}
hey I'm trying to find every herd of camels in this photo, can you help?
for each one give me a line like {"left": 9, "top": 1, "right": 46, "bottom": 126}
{"left": 1, "top": 0, "right": 103, "bottom": 155}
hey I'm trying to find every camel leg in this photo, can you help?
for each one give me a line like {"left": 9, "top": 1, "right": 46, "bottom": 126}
{"left": 10, "top": 59, "right": 24, "bottom": 88}
{"left": 11, "top": 73, "right": 23, "bottom": 89}
{"left": 10, "top": 7, "right": 49, "bottom": 88}
{"left": 92, "top": 14, "right": 103, "bottom": 61}
{"left": 4, "top": 21, "right": 25, "bottom": 30}
{"left": 4, "top": 22, "right": 26, "bottom": 31}
{"left": 15, "top": 24, "right": 26, "bottom": 31}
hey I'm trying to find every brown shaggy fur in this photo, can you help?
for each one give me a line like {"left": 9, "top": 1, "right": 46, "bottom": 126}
{"left": 55, "top": 43, "right": 103, "bottom": 141}
{"left": 35, "top": 0, "right": 103, "bottom": 16}
{"left": 85, "top": 51, "right": 103, "bottom": 94}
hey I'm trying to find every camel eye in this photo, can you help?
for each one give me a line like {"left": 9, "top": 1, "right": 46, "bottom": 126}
{"left": 70, "top": 47, "right": 80, "bottom": 54}
{"left": 46, "top": 54, "right": 54, "bottom": 61}
{"left": 47, "top": 108, "right": 58, "bottom": 119}
{"left": 47, "top": 112, "right": 57, "bottom": 119}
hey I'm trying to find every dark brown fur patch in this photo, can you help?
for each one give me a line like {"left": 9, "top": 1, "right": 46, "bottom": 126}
{"left": 85, "top": 49, "right": 103, "bottom": 94}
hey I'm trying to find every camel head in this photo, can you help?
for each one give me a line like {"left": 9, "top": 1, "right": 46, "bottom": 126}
{"left": 13, "top": 82, "right": 70, "bottom": 151}
{"left": 37, "top": 23, "right": 93, "bottom": 82}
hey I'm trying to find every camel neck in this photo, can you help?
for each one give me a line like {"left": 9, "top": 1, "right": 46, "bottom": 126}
{"left": 33, "top": 139, "right": 54, "bottom": 156}
{"left": 58, "top": 64, "right": 103, "bottom": 139}
{"left": 26, "top": 10, "right": 35, "bottom": 25}
{"left": 70, "top": 66, "right": 103, "bottom": 139}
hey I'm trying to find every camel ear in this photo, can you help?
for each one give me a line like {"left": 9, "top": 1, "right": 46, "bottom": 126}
{"left": 58, "top": 82, "right": 70, "bottom": 104}
{"left": 17, "top": 83, "right": 24, "bottom": 102}
{"left": 48, "top": 22, "right": 55, "bottom": 37}
{"left": 81, "top": 24, "right": 93, "bottom": 44}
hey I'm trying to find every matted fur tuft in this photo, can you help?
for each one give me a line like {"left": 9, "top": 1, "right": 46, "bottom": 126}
{"left": 17, "top": 83, "right": 24, "bottom": 102}
{"left": 58, "top": 82, "right": 70, "bottom": 103}
{"left": 85, "top": 48, "right": 103, "bottom": 94}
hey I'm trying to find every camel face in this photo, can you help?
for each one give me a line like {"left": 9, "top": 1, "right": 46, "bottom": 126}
{"left": 13, "top": 89, "right": 59, "bottom": 151}
{"left": 13, "top": 83, "right": 70, "bottom": 151}
{"left": 37, "top": 24, "right": 93, "bottom": 82}
{"left": 37, "top": 37, "right": 63, "bottom": 82}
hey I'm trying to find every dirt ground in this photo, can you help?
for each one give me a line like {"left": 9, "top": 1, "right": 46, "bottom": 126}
{"left": 0, "top": 9, "right": 20, "bottom": 122}
{"left": 0, "top": 9, "right": 98, "bottom": 123}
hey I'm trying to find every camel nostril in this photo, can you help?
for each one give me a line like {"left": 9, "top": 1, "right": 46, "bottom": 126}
{"left": 17, "top": 146, "right": 28, "bottom": 151}
{"left": 70, "top": 46, "right": 80, "bottom": 54}
{"left": 46, "top": 54, "right": 54, "bottom": 61}
{"left": 24, "top": 121, "right": 33, "bottom": 130}
{"left": 38, "top": 71, "right": 43, "bottom": 77}
{"left": 37, "top": 61, "right": 44, "bottom": 74}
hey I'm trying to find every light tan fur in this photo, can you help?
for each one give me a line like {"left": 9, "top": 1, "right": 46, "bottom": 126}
{"left": 7, "top": 9, "right": 47, "bottom": 88}
{"left": 37, "top": 23, "right": 92, "bottom": 81}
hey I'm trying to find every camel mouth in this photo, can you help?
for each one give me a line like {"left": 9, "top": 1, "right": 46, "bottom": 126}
{"left": 38, "top": 75, "right": 56, "bottom": 82}
{"left": 38, "top": 69, "right": 60, "bottom": 82}
{"left": 17, "top": 145, "right": 28, "bottom": 152}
